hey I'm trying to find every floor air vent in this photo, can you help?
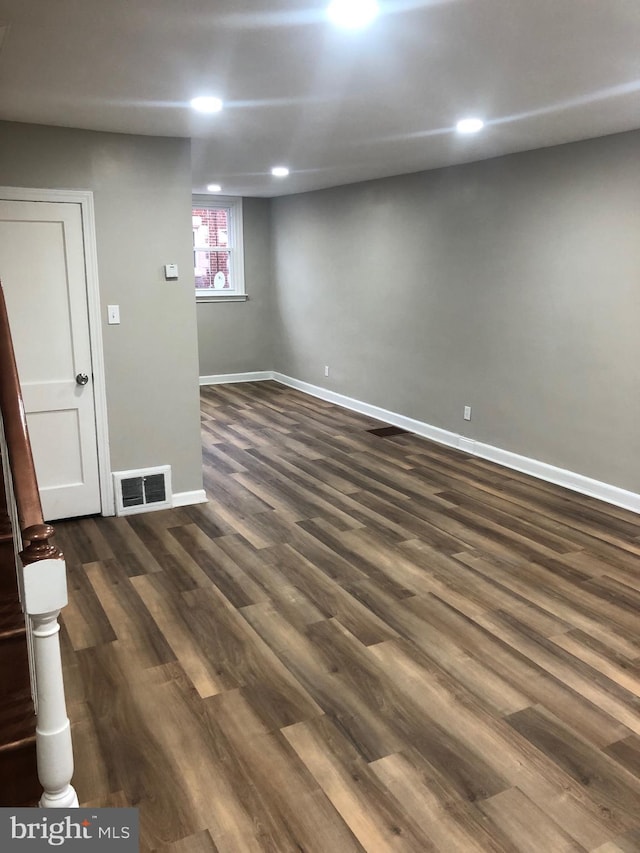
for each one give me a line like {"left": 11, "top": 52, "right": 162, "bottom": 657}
{"left": 367, "top": 426, "right": 409, "bottom": 437}
{"left": 113, "top": 466, "right": 172, "bottom": 516}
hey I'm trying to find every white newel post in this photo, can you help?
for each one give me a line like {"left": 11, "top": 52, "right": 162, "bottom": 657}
{"left": 21, "top": 538, "right": 79, "bottom": 808}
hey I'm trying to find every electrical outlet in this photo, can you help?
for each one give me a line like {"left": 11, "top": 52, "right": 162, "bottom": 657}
{"left": 324, "top": 365, "right": 329, "bottom": 377}
{"left": 463, "top": 405, "right": 471, "bottom": 421}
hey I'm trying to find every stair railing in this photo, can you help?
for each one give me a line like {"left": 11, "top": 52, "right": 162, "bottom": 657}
{"left": 0, "top": 282, "right": 78, "bottom": 808}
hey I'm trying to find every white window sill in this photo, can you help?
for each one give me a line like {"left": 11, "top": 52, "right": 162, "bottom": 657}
{"left": 196, "top": 294, "right": 248, "bottom": 303}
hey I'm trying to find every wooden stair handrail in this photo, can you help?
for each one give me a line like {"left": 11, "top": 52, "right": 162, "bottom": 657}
{"left": 0, "top": 282, "right": 47, "bottom": 539}
{"left": 0, "top": 281, "right": 76, "bottom": 808}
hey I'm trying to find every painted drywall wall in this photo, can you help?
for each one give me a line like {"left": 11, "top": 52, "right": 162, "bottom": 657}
{"left": 196, "top": 197, "right": 273, "bottom": 376}
{"left": 271, "top": 129, "right": 640, "bottom": 493}
{"left": 0, "top": 121, "right": 203, "bottom": 497}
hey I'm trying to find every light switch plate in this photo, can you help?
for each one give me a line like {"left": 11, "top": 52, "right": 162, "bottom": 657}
{"left": 164, "top": 263, "right": 179, "bottom": 279}
{"left": 107, "top": 305, "right": 120, "bottom": 325}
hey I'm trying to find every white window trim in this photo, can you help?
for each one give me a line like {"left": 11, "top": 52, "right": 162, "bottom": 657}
{"left": 193, "top": 195, "right": 246, "bottom": 301}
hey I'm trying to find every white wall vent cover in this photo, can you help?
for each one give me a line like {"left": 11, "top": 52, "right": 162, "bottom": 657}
{"left": 113, "top": 466, "right": 172, "bottom": 516}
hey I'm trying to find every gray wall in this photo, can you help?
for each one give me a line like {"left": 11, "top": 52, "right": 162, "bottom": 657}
{"left": 196, "top": 197, "right": 273, "bottom": 376}
{"left": 271, "top": 130, "right": 640, "bottom": 493}
{"left": 0, "top": 121, "right": 203, "bottom": 497}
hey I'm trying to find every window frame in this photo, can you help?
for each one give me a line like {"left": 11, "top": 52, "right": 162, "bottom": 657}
{"left": 193, "top": 195, "right": 246, "bottom": 302}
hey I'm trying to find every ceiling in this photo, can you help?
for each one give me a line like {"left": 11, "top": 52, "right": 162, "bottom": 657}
{"left": 0, "top": 0, "right": 639, "bottom": 197}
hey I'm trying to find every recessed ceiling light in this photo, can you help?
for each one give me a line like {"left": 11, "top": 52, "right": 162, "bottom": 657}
{"left": 206, "top": 184, "right": 222, "bottom": 192}
{"left": 271, "top": 166, "right": 290, "bottom": 177}
{"left": 327, "top": 0, "right": 379, "bottom": 29}
{"left": 190, "top": 96, "right": 223, "bottom": 113}
{"left": 456, "top": 118, "right": 484, "bottom": 134}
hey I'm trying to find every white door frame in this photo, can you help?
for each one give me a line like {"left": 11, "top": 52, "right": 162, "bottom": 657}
{"left": 0, "top": 186, "right": 114, "bottom": 516}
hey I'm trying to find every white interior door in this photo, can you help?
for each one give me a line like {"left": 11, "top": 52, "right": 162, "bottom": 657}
{"left": 0, "top": 199, "right": 101, "bottom": 520}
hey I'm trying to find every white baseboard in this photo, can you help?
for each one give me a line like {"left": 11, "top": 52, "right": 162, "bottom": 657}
{"left": 273, "top": 372, "right": 466, "bottom": 450}
{"left": 173, "top": 489, "right": 208, "bottom": 507}
{"left": 469, "top": 442, "right": 640, "bottom": 514}
{"left": 198, "top": 370, "right": 640, "bottom": 514}
{"left": 199, "top": 371, "right": 273, "bottom": 386}
{"left": 272, "top": 372, "right": 640, "bottom": 515}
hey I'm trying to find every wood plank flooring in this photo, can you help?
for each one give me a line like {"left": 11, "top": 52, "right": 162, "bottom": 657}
{"left": 56, "top": 381, "right": 640, "bottom": 852}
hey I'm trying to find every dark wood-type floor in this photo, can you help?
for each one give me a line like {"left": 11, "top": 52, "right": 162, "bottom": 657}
{"left": 56, "top": 381, "right": 640, "bottom": 852}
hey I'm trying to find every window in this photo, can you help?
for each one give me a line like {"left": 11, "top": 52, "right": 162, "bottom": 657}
{"left": 192, "top": 196, "right": 246, "bottom": 300}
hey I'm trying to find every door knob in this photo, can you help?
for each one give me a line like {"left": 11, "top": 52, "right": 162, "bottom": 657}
{"left": 76, "top": 373, "right": 89, "bottom": 386}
